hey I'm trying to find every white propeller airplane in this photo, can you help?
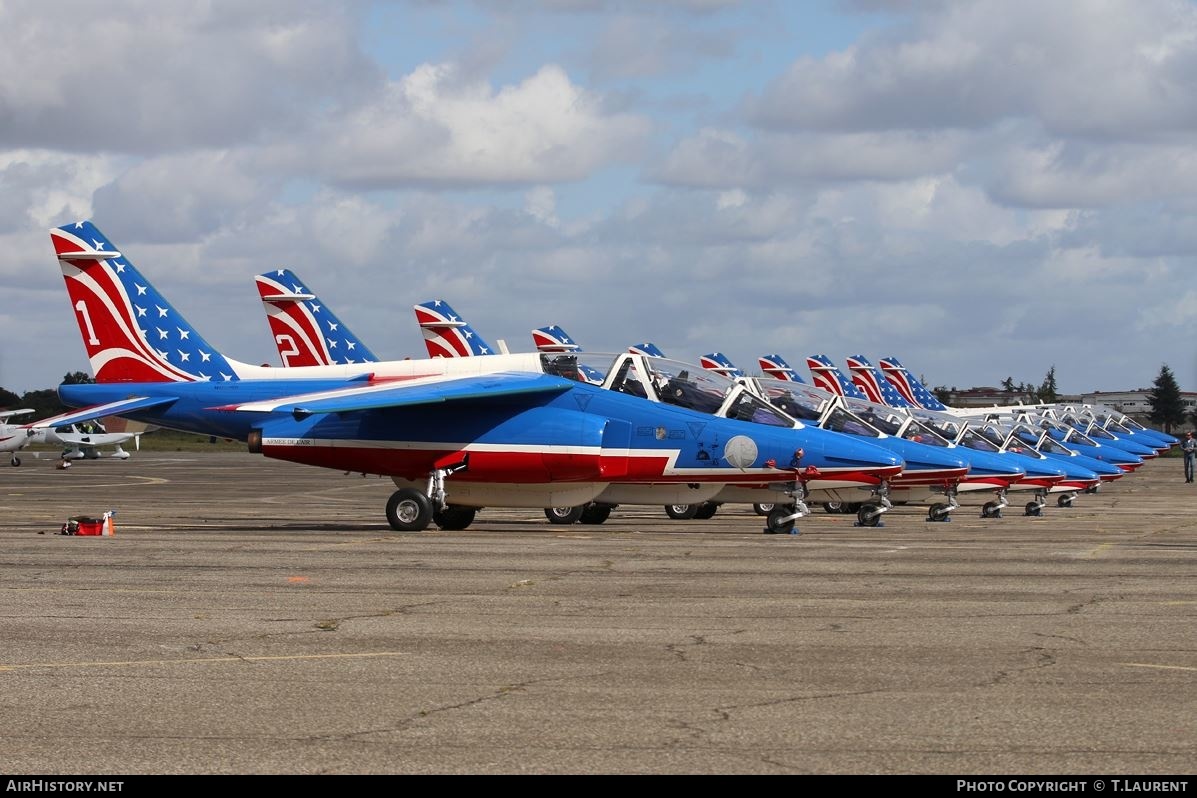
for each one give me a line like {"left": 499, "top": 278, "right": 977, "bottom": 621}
{"left": 1, "top": 409, "right": 140, "bottom": 466}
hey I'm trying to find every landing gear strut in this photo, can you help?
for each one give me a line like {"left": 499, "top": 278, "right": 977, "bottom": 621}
{"left": 1024, "top": 488, "right": 1048, "bottom": 517}
{"left": 981, "top": 489, "right": 1009, "bottom": 519}
{"left": 764, "top": 479, "right": 811, "bottom": 535}
{"left": 854, "top": 481, "right": 893, "bottom": 528}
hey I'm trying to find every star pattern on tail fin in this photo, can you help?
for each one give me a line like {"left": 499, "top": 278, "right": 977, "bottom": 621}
{"left": 757, "top": 354, "right": 804, "bottom": 383}
{"left": 52, "top": 221, "right": 236, "bottom": 383}
{"left": 845, "top": 355, "right": 912, "bottom": 408}
{"left": 256, "top": 269, "right": 379, "bottom": 366}
{"left": 413, "top": 300, "right": 494, "bottom": 358}
{"left": 879, "top": 357, "right": 948, "bottom": 410}
{"left": 805, "top": 354, "right": 867, "bottom": 399}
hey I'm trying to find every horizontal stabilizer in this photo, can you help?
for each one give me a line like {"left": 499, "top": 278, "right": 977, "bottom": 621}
{"left": 58, "top": 249, "right": 122, "bottom": 261}
{"left": 260, "top": 291, "right": 317, "bottom": 302}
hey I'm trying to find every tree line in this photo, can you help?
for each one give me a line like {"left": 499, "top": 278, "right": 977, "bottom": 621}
{"left": 0, "top": 372, "right": 93, "bottom": 419}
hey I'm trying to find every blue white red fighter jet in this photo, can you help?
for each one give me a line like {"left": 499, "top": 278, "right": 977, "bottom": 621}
{"left": 51, "top": 222, "right": 904, "bottom": 532}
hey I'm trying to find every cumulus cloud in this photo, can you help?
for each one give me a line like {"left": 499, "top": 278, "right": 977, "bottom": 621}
{"left": 91, "top": 151, "right": 276, "bottom": 243}
{"left": 0, "top": 0, "right": 378, "bottom": 154}
{"left": 312, "top": 63, "right": 653, "bottom": 187}
{"left": 748, "top": 0, "right": 1197, "bottom": 139}
{"left": 0, "top": 151, "right": 123, "bottom": 235}
{"left": 654, "top": 127, "right": 972, "bottom": 187}
{"left": 585, "top": 13, "right": 737, "bottom": 80}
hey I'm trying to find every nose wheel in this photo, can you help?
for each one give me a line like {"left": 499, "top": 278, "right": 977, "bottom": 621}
{"left": 763, "top": 479, "right": 810, "bottom": 535}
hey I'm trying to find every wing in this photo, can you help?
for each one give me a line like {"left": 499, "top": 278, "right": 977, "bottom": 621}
{"left": 219, "top": 372, "right": 573, "bottom": 419}
{"left": 29, "top": 396, "right": 178, "bottom": 429}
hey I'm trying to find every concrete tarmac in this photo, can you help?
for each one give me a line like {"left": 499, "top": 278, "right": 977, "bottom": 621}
{"left": 1, "top": 451, "right": 1194, "bottom": 774}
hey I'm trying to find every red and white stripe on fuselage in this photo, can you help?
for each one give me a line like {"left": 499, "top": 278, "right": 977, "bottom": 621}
{"left": 257, "top": 437, "right": 899, "bottom": 491}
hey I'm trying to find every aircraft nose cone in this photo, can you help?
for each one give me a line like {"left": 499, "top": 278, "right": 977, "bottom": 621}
{"left": 801, "top": 427, "right": 904, "bottom": 472}
{"left": 882, "top": 438, "right": 968, "bottom": 474}
{"left": 1014, "top": 454, "right": 1067, "bottom": 481}
{"left": 961, "top": 449, "right": 1027, "bottom": 480}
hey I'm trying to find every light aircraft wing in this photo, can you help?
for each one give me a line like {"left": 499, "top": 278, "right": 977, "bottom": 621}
{"left": 29, "top": 397, "right": 178, "bottom": 429}
{"left": 222, "top": 372, "right": 573, "bottom": 418}
{"left": 0, "top": 408, "right": 36, "bottom": 420}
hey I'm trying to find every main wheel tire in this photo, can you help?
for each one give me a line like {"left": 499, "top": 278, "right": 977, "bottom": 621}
{"left": 821, "top": 501, "right": 843, "bottom": 514}
{"left": 1057, "top": 495, "right": 1074, "bottom": 508}
{"left": 1024, "top": 501, "right": 1041, "bottom": 517}
{"left": 386, "top": 488, "right": 433, "bottom": 531}
{"left": 664, "top": 504, "right": 699, "bottom": 520}
{"left": 856, "top": 503, "right": 882, "bottom": 527}
{"left": 433, "top": 505, "right": 476, "bottom": 530}
{"left": 765, "top": 505, "right": 796, "bottom": 535}
{"left": 10, "top": 456, "right": 20, "bottom": 467}
{"left": 752, "top": 503, "right": 774, "bottom": 516}
{"left": 693, "top": 502, "right": 719, "bottom": 520}
{"left": 981, "top": 500, "right": 1000, "bottom": 519}
{"left": 579, "top": 504, "right": 613, "bottom": 525}
{"left": 927, "top": 502, "right": 950, "bottom": 522}
{"left": 545, "top": 506, "right": 584, "bottom": 524}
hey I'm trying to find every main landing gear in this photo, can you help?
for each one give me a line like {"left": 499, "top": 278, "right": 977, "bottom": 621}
{"left": 546, "top": 503, "right": 618, "bottom": 525}
{"left": 385, "top": 458, "right": 469, "bottom": 532}
{"left": 662, "top": 502, "right": 720, "bottom": 521}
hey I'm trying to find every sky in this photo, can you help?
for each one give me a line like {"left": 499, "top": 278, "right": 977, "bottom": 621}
{"left": 3, "top": 0, "right": 1197, "bottom": 395}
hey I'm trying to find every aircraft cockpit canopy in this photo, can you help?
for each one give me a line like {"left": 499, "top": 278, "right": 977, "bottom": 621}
{"left": 1063, "top": 428, "right": 1098, "bottom": 447}
{"left": 842, "top": 398, "right": 904, "bottom": 436}
{"left": 724, "top": 391, "right": 794, "bottom": 427}
{"left": 753, "top": 378, "right": 825, "bottom": 422}
{"left": 897, "top": 418, "right": 952, "bottom": 448}
{"left": 957, "top": 427, "right": 1002, "bottom": 453}
{"left": 1036, "top": 434, "right": 1073, "bottom": 456}
{"left": 822, "top": 407, "right": 881, "bottom": 437}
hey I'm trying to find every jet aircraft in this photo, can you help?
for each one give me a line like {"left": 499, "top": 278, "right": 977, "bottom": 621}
{"left": 51, "top": 222, "right": 904, "bottom": 532}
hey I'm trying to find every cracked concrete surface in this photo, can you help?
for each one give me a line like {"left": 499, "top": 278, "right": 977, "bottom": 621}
{"left": 0, "top": 453, "right": 1193, "bottom": 773}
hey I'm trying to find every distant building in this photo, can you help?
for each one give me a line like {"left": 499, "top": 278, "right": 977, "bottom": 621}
{"left": 1080, "top": 389, "right": 1197, "bottom": 425}
{"left": 943, "top": 387, "right": 1038, "bottom": 407}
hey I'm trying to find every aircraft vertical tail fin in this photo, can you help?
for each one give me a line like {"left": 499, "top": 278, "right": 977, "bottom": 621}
{"left": 878, "top": 357, "right": 949, "bottom": 410}
{"left": 531, "top": 325, "right": 605, "bottom": 384}
{"left": 629, "top": 342, "right": 666, "bottom": 358}
{"left": 412, "top": 300, "right": 495, "bottom": 358}
{"left": 51, "top": 221, "right": 239, "bottom": 384}
{"left": 805, "top": 355, "right": 868, "bottom": 399}
{"left": 845, "top": 354, "right": 913, "bottom": 408}
{"left": 758, "top": 354, "right": 804, "bottom": 383}
{"left": 255, "top": 269, "right": 379, "bottom": 367}
{"left": 699, "top": 352, "right": 744, "bottom": 378}
{"left": 531, "top": 325, "right": 581, "bottom": 352}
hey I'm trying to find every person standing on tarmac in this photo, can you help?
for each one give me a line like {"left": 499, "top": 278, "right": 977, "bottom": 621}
{"left": 1182, "top": 432, "right": 1197, "bottom": 483}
